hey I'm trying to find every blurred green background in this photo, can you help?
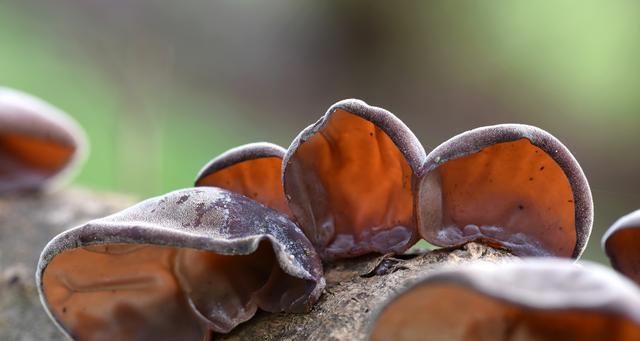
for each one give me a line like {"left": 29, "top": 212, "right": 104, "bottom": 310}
{"left": 1, "top": 1, "right": 638, "bottom": 263}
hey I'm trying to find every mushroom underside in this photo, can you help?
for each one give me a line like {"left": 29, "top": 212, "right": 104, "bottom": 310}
{"left": 371, "top": 284, "right": 640, "bottom": 341}
{"left": 41, "top": 241, "right": 315, "bottom": 340}
{"left": 285, "top": 109, "right": 416, "bottom": 258}
{"left": 605, "top": 228, "right": 640, "bottom": 284}
{"left": 419, "top": 139, "right": 576, "bottom": 257}
{"left": 0, "top": 132, "right": 74, "bottom": 192}
{"left": 196, "top": 156, "right": 290, "bottom": 214}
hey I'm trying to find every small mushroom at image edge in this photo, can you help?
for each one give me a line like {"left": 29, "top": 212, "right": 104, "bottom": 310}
{"left": 282, "top": 99, "right": 426, "bottom": 259}
{"left": 0, "top": 87, "right": 87, "bottom": 193}
{"left": 602, "top": 209, "right": 640, "bottom": 284}
{"left": 417, "top": 124, "right": 592, "bottom": 258}
{"left": 195, "top": 142, "right": 291, "bottom": 215}
{"left": 369, "top": 259, "right": 640, "bottom": 341}
{"left": 36, "top": 187, "right": 324, "bottom": 341}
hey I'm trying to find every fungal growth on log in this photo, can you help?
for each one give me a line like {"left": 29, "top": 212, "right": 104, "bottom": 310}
{"left": 282, "top": 99, "right": 427, "bottom": 259}
{"left": 416, "top": 124, "right": 592, "bottom": 258}
{"left": 0, "top": 87, "right": 86, "bottom": 193}
{"left": 37, "top": 187, "right": 324, "bottom": 340}
{"left": 195, "top": 142, "right": 290, "bottom": 214}
{"left": 369, "top": 259, "right": 640, "bottom": 341}
{"left": 603, "top": 209, "right": 640, "bottom": 284}
{"left": 34, "top": 98, "right": 601, "bottom": 340}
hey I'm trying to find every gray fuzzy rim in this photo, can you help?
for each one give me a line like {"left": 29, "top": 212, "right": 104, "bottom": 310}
{"left": 282, "top": 98, "right": 427, "bottom": 178}
{"left": 420, "top": 124, "right": 593, "bottom": 259}
{"left": 36, "top": 187, "right": 325, "bottom": 339}
{"left": 368, "top": 259, "right": 640, "bottom": 338}
{"left": 194, "top": 142, "right": 286, "bottom": 186}
{"left": 602, "top": 209, "right": 640, "bottom": 249}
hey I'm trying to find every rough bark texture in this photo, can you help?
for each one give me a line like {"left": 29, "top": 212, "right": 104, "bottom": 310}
{"left": 220, "top": 243, "right": 512, "bottom": 341}
{"left": 0, "top": 188, "right": 135, "bottom": 341}
{"left": 0, "top": 188, "right": 512, "bottom": 341}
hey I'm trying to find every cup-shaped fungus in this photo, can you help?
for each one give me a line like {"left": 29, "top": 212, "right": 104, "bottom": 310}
{"left": 369, "top": 259, "right": 640, "bottom": 341}
{"left": 603, "top": 210, "right": 640, "bottom": 284}
{"left": 37, "top": 187, "right": 324, "bottom": 340}
{"left": 282, "top": 99, "right": 426, "bottom": 259}
{"left": 195, "top": 142, "right": 290, "bottom": 215}
{"left": 417, "top": 124, "right": 592, "bottom": 258}
{"left": 0, "top": 87, "right": 87, "bottom": 193}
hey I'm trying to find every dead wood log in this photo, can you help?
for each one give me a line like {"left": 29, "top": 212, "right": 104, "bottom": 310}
{"left": 0, "top": 188, "right": 512, "bottom": 341}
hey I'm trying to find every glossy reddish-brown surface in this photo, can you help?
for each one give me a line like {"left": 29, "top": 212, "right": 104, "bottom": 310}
{"left": 0, "top": 134, "right": 75, "bottom": 192}
{"left": 603, "top": 210, "right": 640, "bottom": 284}
{"left": 42, "top": 241, "right": 303, "bottom": 340}
{"left": 283, "top": 100, "right": 425, "bottom": 259}
{"left": 0, "top": 87, "right": 85, "bottom": 193}
{"left": 37, "top": 187, "right": 324, "bottom": 340}
{"left": 418, "top": 125, "right": 592, "bottom": 258}
{"left": 43, "top": 245, "right": 203, "bottom": 340}
{"left": 195, "top": 143, "right": 289, "bottom": 214}
{"left": 370, "top": 260, "right": 640, "bottom": 341}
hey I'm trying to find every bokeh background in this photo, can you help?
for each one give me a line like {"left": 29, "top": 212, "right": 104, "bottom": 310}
{"left": 2, "top": 1, "right": 638, "bottom": 263}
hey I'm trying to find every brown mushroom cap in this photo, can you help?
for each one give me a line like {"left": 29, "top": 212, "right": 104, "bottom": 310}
{"left": 282, "top": 99, "right": 426, "bottom": 259}
{"left": 37, "top": 187, "right": 324, "bottom": 340}
{"left": 0, "top": 87, "right": 87, "bottom": 193}
{"left": 602, "top": 209, "right": 640, "bottom": 284}
{"left": 194, "top": 142, "right": 290, "bottom": 215}
{"left": 417, "top": 124, "right": 592, "bottom": 258}
{"left": 369, "top": 259, "right": 640, "bottom": 341}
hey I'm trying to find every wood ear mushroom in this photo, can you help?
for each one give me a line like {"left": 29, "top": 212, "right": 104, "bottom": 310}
{"left": 369, "top": 259, "right": 640, "bottom": 341}
{"left": 282, "top": 99, "right": 426, "bottom": 260}
{"left": 37, "top": 187, "right": 324, "bottom": 340}
{"left": 416, "top": 124, "right": 592, "bottom": 258}
{"left": 0, "top": 87, "right": 87, "bottom": 194}
{"left": 603, "top": 209, "right": 640, "bottom": 284}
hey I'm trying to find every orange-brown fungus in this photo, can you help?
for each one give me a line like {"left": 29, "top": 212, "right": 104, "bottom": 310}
{"left": 196, "top": 157, "right": 290, "bottom": 214}
{"left": 42, "top": 242, "right": 292, "bottom": 340}
{"left": 371, "top": 284, "right": 640, "bottom": 341}
{"left": 0, "top": 133, "right": 74, "bottom": 192}
{"left": 285, "top": 109, "right": 415, "bottom": 258}
{"left": 420, "top": 139, "right": 576, "bottom": 257}
{"left": 605, "top": 228, "right": 640, "bottom": 284}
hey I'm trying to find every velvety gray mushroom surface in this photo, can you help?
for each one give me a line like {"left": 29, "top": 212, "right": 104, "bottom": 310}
{"left": 417, "top": 124, "right": 592, "bottom": 258}
{"left": 195, "top": 142, "right": 290, "bottom": 215}
{"left": 602, "top": 209, "right": 640, "bottom": 284}
{"left": 36, "top": 187, "right": 324, "bottom": 341}
{"left": 0, "top": 87, "right": 87, "bottom": 193}
{"left": 282, "top": 99, "right": 427, "bottom": 260}
{"left": 369, "top": 259, "right": 640, "bottom": 341}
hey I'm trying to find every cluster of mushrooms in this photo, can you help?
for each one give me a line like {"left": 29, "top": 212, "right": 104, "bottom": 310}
{"left": 2, "top": 86, "right": 640, "bottom": 340}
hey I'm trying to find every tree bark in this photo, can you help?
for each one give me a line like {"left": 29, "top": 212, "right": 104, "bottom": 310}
{"left": 0, "top": 188, "right": 134, "bottom": 341}
{"left": 0, "top": 188, "right": 512, "bottom": 341}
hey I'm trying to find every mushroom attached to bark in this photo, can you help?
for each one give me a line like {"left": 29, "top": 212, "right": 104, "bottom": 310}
{"left": 369, "top": 259, "right": 640, "bottom": 341}
{"left": 283, "top": 99, "right": 426, "bottom": 259}
{"left": 417, "top": 124, "right": 592, "bottom": 258}
{"left": 602, "top": 209, "right": 640, "bottom": 284}
{"left": 195, "top": 142, "right": 290, "bottom": 214}
{"left": 37, "top": 187, "right": 324, "bottom": 340}
{"left": 0, "top": 87, "right": 87, "bottom": 193}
